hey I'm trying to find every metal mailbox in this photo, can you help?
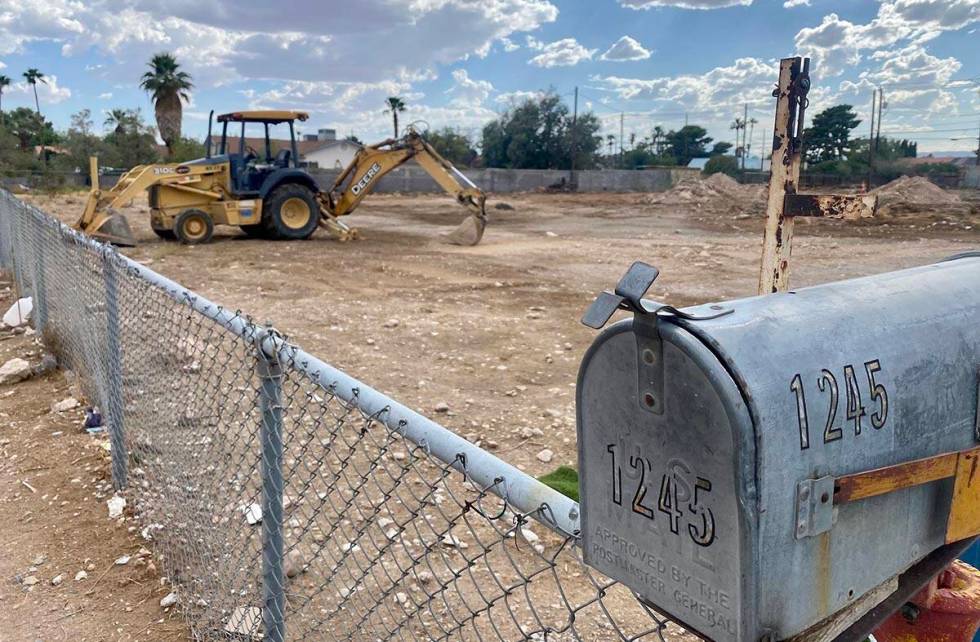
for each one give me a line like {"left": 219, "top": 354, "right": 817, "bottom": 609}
{"left": 576, "top": 254, "right": 980, "bottom": 642}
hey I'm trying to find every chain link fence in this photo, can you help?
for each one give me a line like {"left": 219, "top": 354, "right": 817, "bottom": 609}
{"left": 0, "top": 189, "right": 692, "bottom": 642}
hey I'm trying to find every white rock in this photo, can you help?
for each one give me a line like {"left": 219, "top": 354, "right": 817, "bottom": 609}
{"left": 114, "top": 555, "right": 131, "bottom": 566}
{"left": 536, "top": 449, "right": 554, "bottom": 463}
{"left": 545, "top": 231, "right": 558, "bottom": 238}
{"left": 383, "top": 318, "right": 400, "bottom": 328}
{"left": 242, "top": 503, "right": 262, "bottom": 525}
{"left": 2, "top": 297, "right": 32, "bottom": 327}
{"left": 51, "top": 574, "right": 64, "bottom": 586}
{"left": 107, "top": 495, "right": 126, "bottom": 519}
{"left": 395, "top": 591, "right": 408, "bottom": 605}
{"left": 441, "top": 534, "right": 468, "bottom": 549}
{"left": 160, "top": 591, "right": 179, "bottom": 608}
{"left": 417, "top": 570, "right": 434, "bottom": 584}
{"left": 284, "top": 550, "right": 306, "bottom": 578}
{"left": 22, "top": 576, "right": 38, "bottom": 586}
{"left": 74, "top": 570, "right": 87, "bottom": 581}
{"left": 520, "top": 528, "right": 539, "bottom": 544}
{"left": 225, "top": 606, "right": 262, "bottom": 636}
{"left": 434, "top": 402, "right": 450, "bottom": 413}
{"left": 51, "top": 397, "right": 80, "bottom": 413}
{"left": 0, "top": 358, "right": 31, "bottom": 385}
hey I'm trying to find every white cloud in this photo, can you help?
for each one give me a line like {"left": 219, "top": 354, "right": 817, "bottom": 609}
{"left": 592, "top": 57, "right": 777, "bottom": 112}
{"left": 98, "top": 92, "right": 112, "bottom": 100}
{"left": 528, "top": 38, "right": 596, "bottom": 67}
{"left": 600, "top": 36, "right": 652, "bottom": 61}
{"left": 495, "top": 89, "right": 547, "bottom": 105}
{"left": 0, "top": 0, "right": 559, "bottom": 85}
{"left": 795, "top": 1, "right": 979, "bottom": 76}
{"left": 783, "top": 0, "right": 810, "bottom": 7}
{"left": 447, "top": 69, "right": 493, "bottom": 107}
{"left": 619, "top": 0, "right": 752, "bottom": 9}
{"left": 499, "top": 37, "right": 520, "bottom": 52}
{"left": 5, "top": 74, "right": 72, "bottom": 105}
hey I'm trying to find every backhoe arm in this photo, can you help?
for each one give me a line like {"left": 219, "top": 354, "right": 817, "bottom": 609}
{"left": 320, "top": 130, "right": 487, "bottom": 245}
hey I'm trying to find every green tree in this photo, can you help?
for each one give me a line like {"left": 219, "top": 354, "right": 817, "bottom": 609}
{"left": 425, "top": 128, "right": 477, "bottom": 166}
{"left": 804, "top": 104, "right": 861, "bottom": 164}
{"left": 168, "top": 136, "right": 206, "bottom": 162}
{"left": 665, "top": 125, "right": 713, "bottom": 166}
{"left": 140, "top": 53, "right": 193, "bottom": 157}
{"left": 4, "top": 107, "right": 56, "bottom": 151}
{"left": 100, "top": 108, "right": 160, "bottom": 168}
{"left": 384, "top": 96, "right": 406, "bottom": 138}
{"left": 70, "top": 109, "right": 94, "bottom": 137}
{"left": 703, "top": 155, "right": 739, "bottom": 177}
{"left": 22, "top": 68, "right": 45, "bottom": 114}
{"left": 480, "top": 93, "right": 601, "bottom": 169}
{"left": 104, "top": 108, "right": 133, "bottom": 135}
{"left": 0, "top": 75, "right": 10, "bottom": 121}
{"left": 710, "top": 141, "right": 733, "bottom": 156}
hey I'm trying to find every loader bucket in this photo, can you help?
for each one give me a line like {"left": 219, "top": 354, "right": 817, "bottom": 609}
{"left": 86, "top": 208, "right": 138, "bottom": 247}
{"left": 444, "top": 213, "right": 486, "bottom": 246}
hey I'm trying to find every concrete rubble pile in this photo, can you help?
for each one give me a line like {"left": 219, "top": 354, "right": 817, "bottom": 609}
{"left": 646, "top": 172, "right": 767, "bottom": 213}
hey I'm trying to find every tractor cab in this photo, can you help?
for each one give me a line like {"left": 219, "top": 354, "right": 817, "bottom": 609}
{"left": 208, "top": 110, "right": 309, "bottom": 195}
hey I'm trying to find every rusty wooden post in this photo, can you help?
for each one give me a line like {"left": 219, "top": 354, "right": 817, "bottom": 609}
{"left": 758, "top": 57, "right": 807, "bottom": 295}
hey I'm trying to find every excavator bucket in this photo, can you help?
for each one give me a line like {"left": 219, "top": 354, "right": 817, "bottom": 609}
{"left": 444, "top": 213, "right": 486, "bottom": 246}
{"left": 85, "top": 208, "right": 138, "bottom": 247}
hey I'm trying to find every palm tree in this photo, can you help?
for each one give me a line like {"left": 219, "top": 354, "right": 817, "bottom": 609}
{"left": 139, "top": 53, "right": 193, "bottom": 157}
{"left": 0, "top": 75, "right": 10, "bottom": 122}
{"left": 606, "top": 134, "right": 616, "bottom": 157}
{"left": 104, "top": 108, "right": 131, "bottom": 135}
{"left": 384, "top": 96, "right": 406, "bottom": 138}
{"left": 652, "top": 125, "right": 665, "bottom": 155}
{"left": 22, "top": 68, "right": 45, "bottom": 114}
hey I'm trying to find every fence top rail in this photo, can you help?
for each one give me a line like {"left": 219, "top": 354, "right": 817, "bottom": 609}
{"left": 0, "top": 188, "right": 582, "bottom": 537}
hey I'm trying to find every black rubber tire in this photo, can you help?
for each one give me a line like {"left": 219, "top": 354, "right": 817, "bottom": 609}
{"left": 175, "top": 209, "right": 215, "bottom": 245}
{"left": 152, "top": 227, "right": 176, "bottom": 240}
{"left": 239, "top": 224, "right": 267, "bottom": 238}
{"left": 262, "top": 184, "right": 320, "bottom": 240}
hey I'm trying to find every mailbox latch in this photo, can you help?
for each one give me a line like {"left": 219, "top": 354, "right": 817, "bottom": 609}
{"left": 581, "top": 261, "right": 734, "bottom": 415}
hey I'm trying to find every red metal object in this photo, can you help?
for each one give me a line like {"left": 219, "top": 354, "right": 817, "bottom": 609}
{"left": 874, "top": 561, "right": 980, "bottom": 642}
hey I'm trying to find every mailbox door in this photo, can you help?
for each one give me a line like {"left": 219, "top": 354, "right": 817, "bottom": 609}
{"left": 577, "top": 320, "right": 758, "bottom": 642}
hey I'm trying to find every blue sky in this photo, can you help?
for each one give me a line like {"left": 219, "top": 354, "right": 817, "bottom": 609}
{"left": 1, "top": 0, "right": 977, "bottom": 154}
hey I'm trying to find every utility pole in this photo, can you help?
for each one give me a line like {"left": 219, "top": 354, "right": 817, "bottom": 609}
{"left": 761, "top": 129, "right": 767, "bottom": 171}
{"left": 875, "top": 88, "right": 884, "bottom": 149}
{"left": 570, "top": 86, "right": 578, "bottom": 188}
{"left": 975, "top": 120, "right": 979, "bottom": 166}
{"left": 684, "top": 112, "right": 688, "bottom": 127}
{"left": 619, "top": 112, "right": 625, "bottom": 169}
{"left": 867, "top": 89, "right": 877, "bottom": 187}
{"left": 742, "top": 103, "right": 748, "bottom": 170}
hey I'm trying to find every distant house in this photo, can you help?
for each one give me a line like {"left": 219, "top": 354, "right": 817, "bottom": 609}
{"left": 225, "top": 127, "right": 362, "bottom": 169}
{"left": 300, "top": 129, "right": 362, "bottom": 169}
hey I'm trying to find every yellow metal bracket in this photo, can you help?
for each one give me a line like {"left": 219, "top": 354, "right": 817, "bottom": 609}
{"left": 833, "top": 447, "right": 980, "bottom": 544}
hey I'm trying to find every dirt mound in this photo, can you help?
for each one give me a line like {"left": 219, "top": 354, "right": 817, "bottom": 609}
{"left": 647, "top": 173, "right": 766, "bottom": 213}
{"left": 872, "top": 176, "right": 968, "bottom": 216}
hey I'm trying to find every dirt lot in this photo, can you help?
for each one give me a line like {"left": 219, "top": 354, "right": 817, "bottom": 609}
{"left": 0, "top": 277, "right": 188, "bottom": 641}
{"left": 4, "top": 184, "right": 978, "bottom": 639}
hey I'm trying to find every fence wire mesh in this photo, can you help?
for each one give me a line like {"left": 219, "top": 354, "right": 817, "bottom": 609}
{"left": 0, "top": 189, "right": 694, "bottom": 642}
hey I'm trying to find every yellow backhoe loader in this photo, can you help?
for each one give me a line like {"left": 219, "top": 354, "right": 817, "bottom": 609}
{"left": 76, "top": 110, "right": 487, "bottom": 246}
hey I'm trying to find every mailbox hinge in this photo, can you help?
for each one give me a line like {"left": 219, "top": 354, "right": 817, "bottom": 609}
{"left": 580, "top": 261, "right": 734, "bottom": 415}
{"left": 795, "top": 476, "right": 836, "bottom": 539}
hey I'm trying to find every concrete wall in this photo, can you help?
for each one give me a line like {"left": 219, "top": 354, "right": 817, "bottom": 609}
{"left": 310, "top": 166, "right": 701, "bottom": 194}
{"left": 963, "top": 166, "right": 980, "bottom": 189}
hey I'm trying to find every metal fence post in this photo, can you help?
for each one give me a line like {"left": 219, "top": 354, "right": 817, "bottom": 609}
{"left": 32, "top": 238, "right": 47, "bottom": 332}
{"left": 103, "top": 251, "right": 127, "bottom": 489}
{"left": 256, "top": 326, "right": 286, "bottom": 642}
